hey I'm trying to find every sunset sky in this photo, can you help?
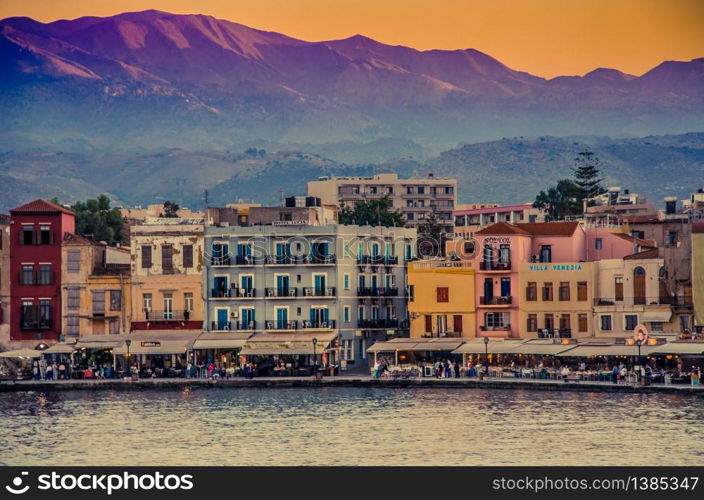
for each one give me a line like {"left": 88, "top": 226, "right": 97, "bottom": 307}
{"left": 2, "top": 0, "right": 702, "bottom": 78}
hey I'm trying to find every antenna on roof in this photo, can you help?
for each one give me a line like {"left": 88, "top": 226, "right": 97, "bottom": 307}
{"left": 204, "top": 189, "right": 209, "bottom": 208}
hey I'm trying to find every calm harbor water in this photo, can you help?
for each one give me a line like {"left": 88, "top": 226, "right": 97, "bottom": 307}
{"left": 0, "top": 387, "right": 702, "bottom": 466}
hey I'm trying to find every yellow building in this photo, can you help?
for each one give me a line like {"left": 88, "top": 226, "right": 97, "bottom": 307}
{"left": 130, "top": 218, "right": 204, "bottom": 330}
{"left": 518, "top": 262, "right": 597, "bottom": 339}
{"left": 694, "top": 223, "right": 704, "bottom": 330}
{"left": 61, "top": 235, "right": 132, "bottom": 339}
{"left": 407, "top": 260, "right": 476, "bottom": 338}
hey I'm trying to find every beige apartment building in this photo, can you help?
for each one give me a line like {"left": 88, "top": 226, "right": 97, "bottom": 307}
{"left": 0, "top": 215, "right": 9, "bottom": 346}
{"left": 130, "top": 218, "right": 205, "bottom": 331}
{"left": 307, "top": 173, "right": 457, "bottom": 233}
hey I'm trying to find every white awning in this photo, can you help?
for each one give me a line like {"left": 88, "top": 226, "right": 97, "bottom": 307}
{"left": 640, "top": 310, "right": 673, "bottom": 322}
{"left": 509, "top": 341, "right": 577, "bottom": 356}
{"left": 452, "top": 339, "right": 526, "bottom": 354}
{"left": 650, "top": 342, "right": 704, "bottom": 355}
{"left": 43, "top": 343, "right": 77, "bottom": 354}
{"left": 193, "top": 332, "right": 252, "bottom": 350}
{"left": 556, "top": 344, "right": 656, "bottom": 357}
{"left": 0, "top": 348, "right": 42, "bottom": 359}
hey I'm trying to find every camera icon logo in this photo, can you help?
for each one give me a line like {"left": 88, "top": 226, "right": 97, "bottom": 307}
{"left": 5, "top": 472, "right": 30, "bottom": 495}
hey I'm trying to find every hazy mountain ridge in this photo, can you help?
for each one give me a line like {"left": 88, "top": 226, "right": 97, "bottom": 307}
{"left": 2, "top": 133, "right": 703, "bottom": 212}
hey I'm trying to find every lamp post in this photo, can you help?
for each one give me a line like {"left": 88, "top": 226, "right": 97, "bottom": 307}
{"left": 312, "top": 337, "right": 318, "bottom": 376}
{"left": 483, "top": 336, "right": 489, "bottom": 378}
{"left": 125, "top": 338, "right": 132, "bottom": 375}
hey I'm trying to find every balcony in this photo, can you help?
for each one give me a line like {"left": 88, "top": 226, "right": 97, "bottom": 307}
{"left": 211, "top": 320, "right": 257, "bottom": 331}
{"left": 144, "top": 310, "right": 193, "bottom": 321}
{"left": 299, "top": 320, "right": 337, "bottom": 329}
{"left": 212, "top": 288, "right": 256, "bottom": 298}
{"left": 358, "top": 255, "right": 399, "bottom": 266}
{"left": 265, "top": 320, "right": 298, "bottom": 330}
{"left": 479, "top": 325, "right": 511, "bottom": 332}
{"left": 480, "top": 261, "right": 512, "bottom": 271}
{"left": 537, "top": 328, "right": 572, "bottom": 339}
{"left": 211, "top": 256, "right": 232, "bottom": 266}
{"left": 265, "top": 287, "right": 299, "bottom": 297}
{"left": 358, "top": 319, "right": 403, "bottom": 329}
{"left": 20, "top": 306, "right": 53, "bottom": 330}
{"left": 357, "top": 287, "right": 400, "bottom": 297}
{"left": 301, "top": 287, "right": 336, "bottom": 297}
{"left": 480, "top": 296, "right": 513, "bottom": 306}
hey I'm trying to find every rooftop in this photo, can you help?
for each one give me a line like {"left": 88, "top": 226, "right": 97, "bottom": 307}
{"left": 11, "top": 199, "right": 74, "bottom": 216}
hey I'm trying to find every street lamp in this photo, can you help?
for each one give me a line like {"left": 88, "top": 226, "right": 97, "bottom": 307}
{"left": 125, "top": 338, "right": 132, "bottom": 375}
{"left": 312, "top": 337, "right": 318, "bottom": 376}
{"left": 483, "top": 336, "right": 489, "bottom": 378}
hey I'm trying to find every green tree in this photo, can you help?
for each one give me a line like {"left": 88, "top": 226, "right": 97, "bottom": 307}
{"left": 161, "top": 200, "right": 180, "bottom": 218}
{"left": 417, "top": 211, "right": 445, "bottom": 257}
{"left": 338, "top": 196, "right": 406, "bottom": 227}
{"left": 572, "top": 150, "right": 606, "bottom": 204}
{"left": 70, "top": 194, "right": 125, "bottom": 245}
{"left": 533, "top": 179, "right": 581, "bottom": 221}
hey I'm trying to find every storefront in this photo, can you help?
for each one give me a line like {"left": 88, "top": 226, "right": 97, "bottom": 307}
{"left": 239, "top": 332, "right": 337, "bottom": 376}
{"left": 367, "top": 338, "right": 465, "bottom": 374}
{"left": 112, "top": 330, "right": 200, "bottom": 377}
{"left": 192, "top": 332, "right": 253, "bottom": 377}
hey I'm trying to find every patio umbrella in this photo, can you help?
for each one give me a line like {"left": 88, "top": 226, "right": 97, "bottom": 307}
{"left": 0, "top": 348, "right": 43, "bottom": 359}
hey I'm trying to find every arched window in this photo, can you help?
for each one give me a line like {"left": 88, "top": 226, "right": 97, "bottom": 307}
{"left": 633, "top": 266, "right": 646, "bottom": 305}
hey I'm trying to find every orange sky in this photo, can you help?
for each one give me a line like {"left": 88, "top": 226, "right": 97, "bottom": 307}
{"left": 2, "top": 0, "right": 702, "bottom": 77}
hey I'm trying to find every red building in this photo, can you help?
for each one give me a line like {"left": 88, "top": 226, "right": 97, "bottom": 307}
{"left": 9, "top": 200, "right": 75, "bottom": 343}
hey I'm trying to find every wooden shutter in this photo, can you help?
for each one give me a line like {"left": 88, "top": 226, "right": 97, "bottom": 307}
{"left": 436, "top": 287, "right": 449, "bottom": 303}
{"left": 183, "top": 244, "right": 193, "bottom": 268}
{"left": 424, "top": 315, "right": 432, "bottom": 334}
{"left": 141, "top": 245, "right": 152, "bottom": 268}
{"left": 453, "top": 315, "right": 463, "bottom": 334}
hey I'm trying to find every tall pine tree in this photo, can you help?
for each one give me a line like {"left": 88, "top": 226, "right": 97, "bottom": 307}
{"left": 572, "top": 151, "right": 606, "bottom": 204}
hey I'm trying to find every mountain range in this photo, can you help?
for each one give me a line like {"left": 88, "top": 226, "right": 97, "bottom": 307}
{"left": 1, "top": 10, "right": 703, "bottom": 152}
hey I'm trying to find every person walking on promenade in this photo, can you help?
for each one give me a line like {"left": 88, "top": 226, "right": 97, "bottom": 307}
{"left": 454, "top": 361, "right": 460, "bottom": 378}
{"left": 692, "top": 367, "right": 701, "bottom": 386}
{"left": 612, "top": 364, "right": 619, "bottom": 384}
{"left": 207, "top": 361, "right": 215, "bottom": 379}
{"left": 444, "top": 360, "right": 451, "bottom": 378}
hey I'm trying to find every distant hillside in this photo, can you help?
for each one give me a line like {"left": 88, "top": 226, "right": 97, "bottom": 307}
{"left": 1, "top": 133, "right": 702, "bottom": 212}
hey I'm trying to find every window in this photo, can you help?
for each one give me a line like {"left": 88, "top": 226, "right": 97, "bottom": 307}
{"left": 184, "top": 292, "right": 193, "bottom": 312}
{"left": 21, "top": 265, "right": 34, "bottom": 285}
{"left": 615, "top": 276, "right": 624, "bottom": 301}
{"left": 67, "top": 249, "right": 81, "bottom": 273}
{"left": 39, "top": 225, "right": 52, "bottom": 245}
{"left": 539, "top": 245, "right": 552, "bottom": 263}
{"left": 66, "top": 314, "right": 79, "bottom": 335}
{"left": 576, "top": 281, "right": 587, "bottom": 301}
{"left": 408, "top": 284, "right": 415, "bottom": 302}
{"left": 559, "top": 282, "right": 570, "bottom": 301}
{"left": 22, "top": 226, "right": 34, "bottom": 245}
{"left": 527, "top": 314, "right": 538, "bottom": 332}
{"left": 632, "top": 230, "right": 645, "bottom": 239}
{"left": 358, "top": 306, "right": 365, "bottom": 321}
{"left": 39, "top": 299, "right": 51, "bottom": 328}
{"left": 544, "top": 314, "right": 554, "bottom": 330}
{"left": 343, "top": 274, "right": 350, "bottom": 290}
{"left": 38, "top": 265, "right": 51, "bottom": 285}
{"left": 436, "top": 287, "right": 449, "bottom": 303}
{"left": 163, "top": 293, "right": 174, "bottom": 319}
{"left": 424, "top": 315, "right": 432, "bottom": 334}
{"left": 141, "top": 245, "right": 152, "bottom": 268}
{"left": 600, "top": 315, "right": 612, "bottom": 331}
{"left": 559, "top": 314, "right": 571, "bottom": 331}
{"left": 344, "top": 306, "right": 350, "bottom": 323}
{"left": 109, "top": 319, "right": 119, "bottom": 335}
{"left": 625, "top": 314, "right": 638, "bottom": 331}
{"left": 578, "top": 313, "right": 588, "bottom": 332}
{"left": 142, "top": 293, "right": 152, "bottom": 313}
{"left": 485, "top": 312, "right": 509, "bottom": 328}
{"left": 67, "top": 287, "right": 80, "bottom": 310}
{"left": 406, "top": 212, "right": 414, "bottom": 221}
{"left": 667, "top": 230, "right": 678, "bottom": 246}
{"left": 499, "top": 244, "right": 510, "bottom": 263}
{"left": 436, "top": 315, "right": 447, "bottom": 334}
{"left": 595, "top": 238, "right": 603, "bottom": 250}
{"left": 182, "top": 244, "right": 194, "bottom": 268}
{"left": 526, "top": 282, "right": 537, "bottom": 301}
{"left": 162, "top": 245, "right": 174, "bottom": 273}
{"left": 650, "top": 322, "right": 663, "bottom": 332}
{"left": 92, "top": 290, "right": 105, "bottom": 315}
{"left": 109, "top": 290, "right": 122, "bottom": 311}
{"left": 453, "top": 315, "right": 463, "bottom": 334}
{"left": 542, "top": 282, "right": 553, "bottom": 301}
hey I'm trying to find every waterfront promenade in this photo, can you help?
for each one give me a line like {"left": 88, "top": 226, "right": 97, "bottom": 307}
{"left": 1, "top": 376, "right": 703, "bottom": 395}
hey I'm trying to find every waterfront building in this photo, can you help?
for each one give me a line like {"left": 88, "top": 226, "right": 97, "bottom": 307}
{"left": 693, "top": 222, "right": 704, "bottom": 333}
{"left": 204, "top": 207, "right": 417, "bottom": 369}
{"left": 594, "top": 253, "right": 681, "bottom": 338}
{"left": 452, "top": 203, "right": 544, "bottom": 240}
{"left": 586, "top": 186, "right": 655, "bottom": 218}
{"left": 0, "top": 215, "right": 9, "bottom": 346}
{"left": 61, "top": 235, "right": 131, "bottom": 341}
{"left": 130, "top": 217, "right": 204, "bottom": 331}
{"left": 407, "top": 260, "right": 476, "bottom": 338}
{"left": 307, "top": 173, "right": 457, "bottom": 233}
{"left": 9, "top": 200, "right": 75, "bottom": 346}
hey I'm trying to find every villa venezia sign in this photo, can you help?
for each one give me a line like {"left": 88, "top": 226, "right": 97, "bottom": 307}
{"left": 529, "top": 264, "right": 583, "bottom": 271}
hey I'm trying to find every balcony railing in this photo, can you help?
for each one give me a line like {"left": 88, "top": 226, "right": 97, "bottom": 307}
{"left": 480, "top": 296, "right": 512, "bottom": 305}
{"left": 144, "top": 310, "right": 192, "bottom": 321}
{"left": 357, "top": 287, "right": 400, "bottom": 297}
{"left": 480, "top": 325, "right": 511, "bottom": 331}
{"left": 211, "top": 320, "right": 257, "bottom": 331}
{"left": 301, "top": 287, "right": 336, "bottom": 297}
{"left": 537, "top": 328, "right": 572, "bottom": 339}
{"left": 300, "top": 320, "right": 337, "bottom": 329}
{"left": 20, "top": 306, "right": 53, "bottom": 330}
{"left": 480, "top": 261, "right": 512, "bottom": 271}
{"left": 265, "top": 320, "right": 298, "bottom": 330}
{"left": 211, "top": 256, "right": 232, "bottom": 266}
{"left": 358, "top": 319, "right": 402, "bottom": 329}
{"left": 357, "top": 255, "right": 398, "bottom": 265}
{"left": 593, "top": 297, "right": 692, "bottom": 307}
{"left": 265, "top": 287, "right": 299, "bottom": 297}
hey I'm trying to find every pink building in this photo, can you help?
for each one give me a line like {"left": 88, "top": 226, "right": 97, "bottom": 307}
{"left": 471, "top": 221, "right": 654, "bottom": 338}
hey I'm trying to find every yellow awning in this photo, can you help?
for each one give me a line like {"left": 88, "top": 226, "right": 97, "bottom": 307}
{"left": 43, "top": 343, "right": 77, "bottom": 354}
{"left": 556, "top": 344, "right": 656, "bottom": 357}
{"left": 509, "top": 341, "right": 577, "bottom": 356}
{"left": 0, "top": 348, "right": 42, "bottom": 359}
{"left": 650, "top": 342, "right": 704, "bottom": 355}
{"left": 452, "top": 339, "right": 526, "bottom": 354}
{"left": 192, "top": 332, "right": 252, "bottom": 350}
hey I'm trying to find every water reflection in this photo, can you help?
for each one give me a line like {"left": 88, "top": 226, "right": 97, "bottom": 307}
{"left": 0, "top": 388, "right": 702, "bottom": 466}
